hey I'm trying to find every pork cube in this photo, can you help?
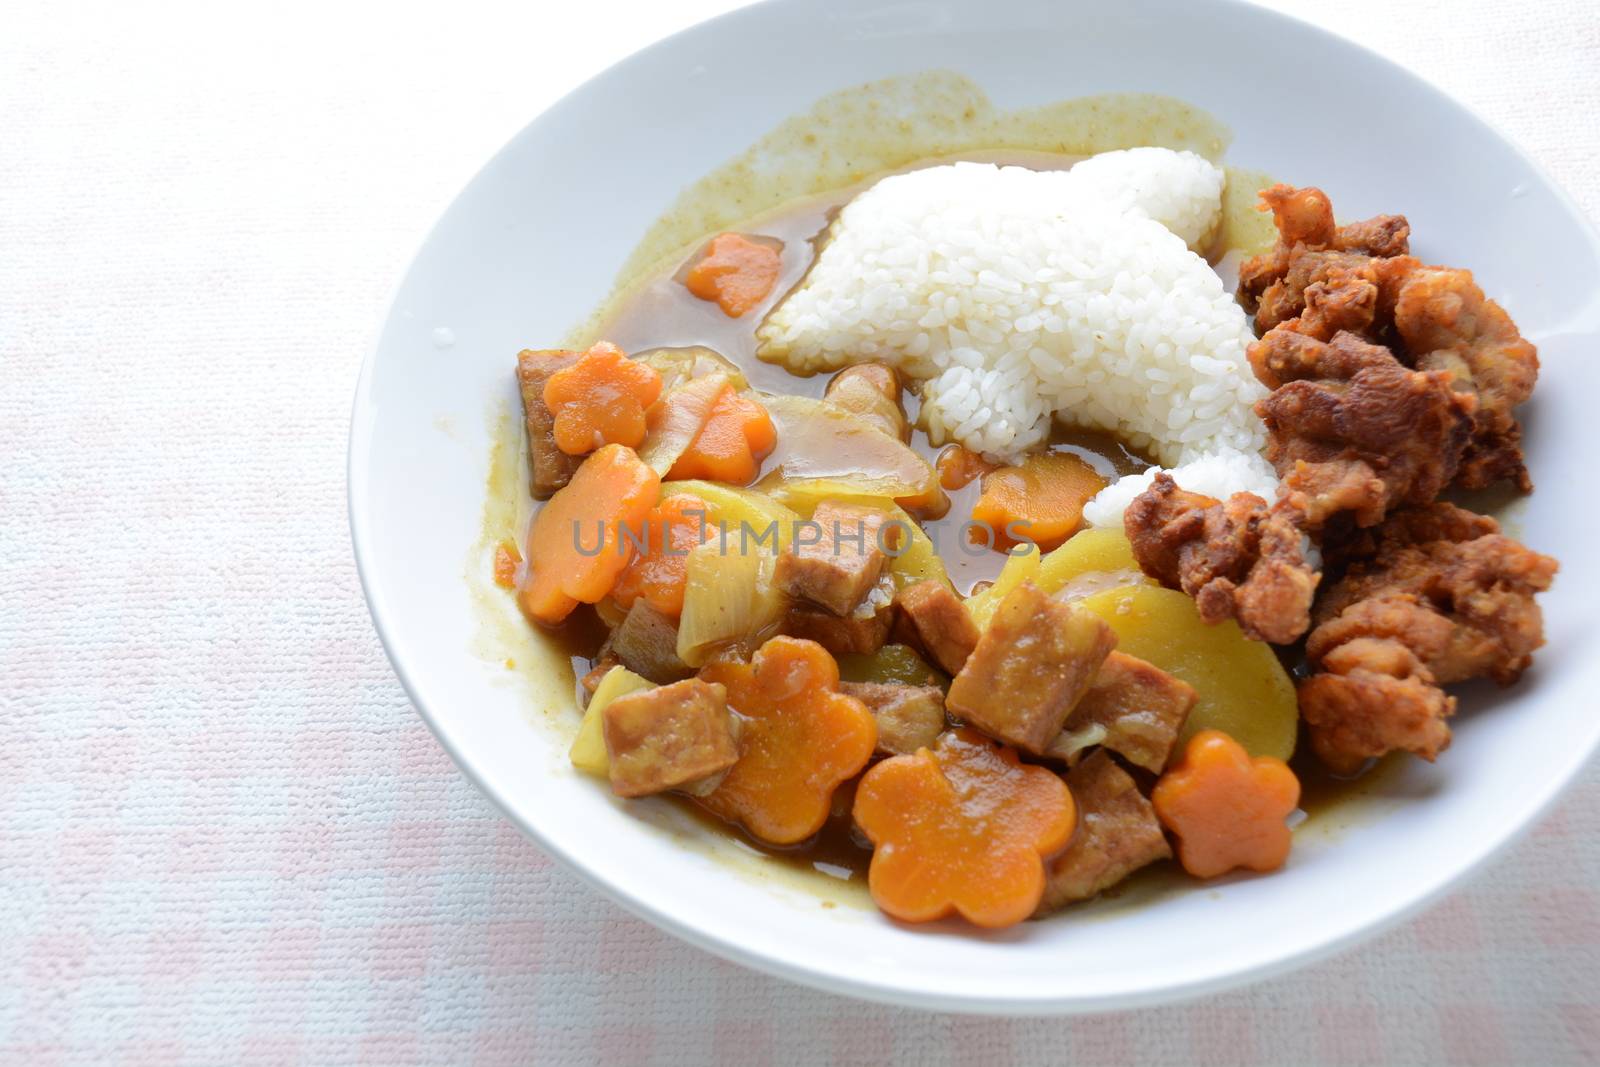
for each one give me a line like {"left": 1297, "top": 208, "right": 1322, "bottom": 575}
{"left": 839, "top": 681, "right": 946, "bottom": 756}
{"left": 1037, "top": 751, "right": 1171, "bottom": 913}
{"left": 602, "top": 679, "right": 740, "bottom": 798}
{"left": 516, "top": 349, "right": 584, "bottom": 498}
{"left": 602, "top": 600, "right": 693, "bottom": 685}
{"left": 945, "top": 580, "right": 1115, "bottom": 754}
{"left": 776, "top": 501, "right": 893, "bottom": 616}
{"left": 1048, "top": 651, "right": 1197, "bottom": 772}
{"left": 893, "top": 579, "right": 980, "bottom": 675}
{"left": 579, "top": 652, "right": 621, "bottom": 707}
{"left": 781, "top": 601, "right": 893, "bottom": 657}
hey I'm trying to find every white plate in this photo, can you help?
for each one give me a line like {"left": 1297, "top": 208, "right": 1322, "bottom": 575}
{"left": 350, "top": 0, "right": 1600, "bottom": 1013}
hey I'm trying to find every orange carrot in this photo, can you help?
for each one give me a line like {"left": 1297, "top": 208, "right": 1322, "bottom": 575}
{"left": 684, "top": 233, "right": 782, "bottom": 317}
{"left": 936, "top": 445, "right": 999, "bottom": 492}
{"left": 518, "top": 444, "right": 661, "bottom": 625}
{"left": 853, "top": 728, "right": 1076, "bottom": 928}
{"left": 970, "top": 452, "right": 1107, "bottom": 551}
{"left": 666, "top": 385, "right": 777, "bottom": 485}
{"left": 492, "top": 539, "right": 521, "bottom": 589}
{"left": 609, "top": 493, "right": 713, "bottom": 618}
{"left": 1152, "top": 729, "right": 1301, "bottom": 879}
{"left": 698, "top": 636, "right": 877, "bottom": 845}
{"left": 542, "top": 342, "right": 663, "bottom": 455}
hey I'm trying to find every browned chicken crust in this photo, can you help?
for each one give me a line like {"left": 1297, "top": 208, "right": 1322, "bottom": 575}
{"left": 1393, "top": 265, "right": 1539, "bottom": 490}
{"left": 1299, "top": 503, "right": 1558, "bottom": 773}
{"left": 1254, "top": 332, "right": 1476, "bottom": 529}
{"left": 1238, "top": 185, "right": 1537, "bottom": 497}
{"left": 1124, "top": 472, "right": 1319, "bottom": 644}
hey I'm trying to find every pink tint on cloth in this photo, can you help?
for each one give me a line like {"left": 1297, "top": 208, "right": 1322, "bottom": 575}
{"left": 4, "top": 1, "right": 1600, "bottom": 1064}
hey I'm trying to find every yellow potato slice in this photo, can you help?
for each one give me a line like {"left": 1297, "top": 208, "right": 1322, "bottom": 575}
{"left": 570, "top": 666, "right": 654, "bottom": 776}
{"left": 1078, "top": 584, "right": 1297, "bottom": 760}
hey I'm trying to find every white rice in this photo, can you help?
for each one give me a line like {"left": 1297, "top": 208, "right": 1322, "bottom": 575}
{"left": 755, "top": 150, "right": 1277, "bottom": 525}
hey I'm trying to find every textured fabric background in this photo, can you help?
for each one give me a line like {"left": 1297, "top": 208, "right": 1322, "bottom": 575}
{"left": 3, "top": 1, "right": 1598, "bottom": 1064}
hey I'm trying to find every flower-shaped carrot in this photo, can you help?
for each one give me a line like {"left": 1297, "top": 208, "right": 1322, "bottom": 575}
{"left": 610, "top": 493, "right": 712, "bottom": 618}
{"left": 518, "top": 444, "right": 660, "bottom": 625}
{"left": 543, "top": 342, "right": 663, "bottom": 455}
{"left": 684, "top": 233, "right": 783, "bottom": 317}
{"left": 698, "top": 636, "right": 877, "bottom": 845}
{"left": 1152, "top": 729, "right": 1301, "bottom": 879}
{"left": 666, "top": 386, "right": 777, "bottom": 485}
{"left": 854, "top": 728, "right": 1075, "bottom": 928}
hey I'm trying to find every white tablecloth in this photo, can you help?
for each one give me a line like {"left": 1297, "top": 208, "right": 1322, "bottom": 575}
{"left": 4, "top": 1, "right": 1598, "bottom": 1063}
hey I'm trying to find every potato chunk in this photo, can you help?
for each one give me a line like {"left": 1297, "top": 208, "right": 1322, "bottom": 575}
{"left": 945, "top": 581, "right": 1116, "bottom": 754}
{"left": 1077, "top": 585, "right": 1298, "bottom": 760}
{"left": 602, "top": 678, "right": 740, "bottom": 798}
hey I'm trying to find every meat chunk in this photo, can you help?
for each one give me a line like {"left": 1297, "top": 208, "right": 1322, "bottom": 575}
{"left": 1250, "top": 326, "right": 1400, "bottom": 391}
{"left": 1124, "top": 473, "right": 1319, "bottom": 644}
{"left": 824, "top": 363, "right": 909, "bottom": 442}
{"left": 892, "top": 579, "right": 980, "bottom": 675}
{"left": 780, "top": 597, "right": 893, "bottom": 656}
{"left": 602, "top": 600, "right": 693, "bottom": 684}
{"left": 515, "top": 349, "right": 584, "bottom": 498}
{"left": 1256, "top": 348, "right": 1476, "bottom": 530}
{"left": 1299, "top": 503, "right": 1557, "bottom": 772}
{"left": 1048, "top": 651, "right": 1197, "bottom": 773}
{"left": 1393, "top": 264, "right": 1539, "bottom": 491}
{"left": 945, "top": 581, "right": 1115, "bottom": 754}
{"left": 1311, "top": 503, "right": 1557, "bottom": 685}
{"left": 839, "top": 681, "right": 946, "bottom": 756}
{"left": 1238, "top": 185, "right": 1537, "bottom": 494}
{"left": 1037, "top": 751, "right": 1171, "bottom": 913}
{"left": 602, "top": 678, "right": 740, "bottom": 798}
{"left": 1237, "top": 184, "right": 1410, "bottom": 335}
{"left": 775, "top": 500, "right": 892, "bottom": 615}
{"left": 579, "top": 652, "right": 621, "bottom": 706}
{"left": 1299, "top": 640, "right": 1455, "bottom": 775}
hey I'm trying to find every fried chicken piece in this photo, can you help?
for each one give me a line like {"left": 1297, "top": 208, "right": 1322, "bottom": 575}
{"left": 1124, "top": 473, "right": 1319, "bottom": 644}
{"left": 1250, "top": 326, "right": 1399, "bottom": 390}
{"left": 1311, "top": 504, "right": 1556, "bottom": 683}
{"left": 1298, "top": 639, "right": 1455, "bottom": 774}
{"left": 1238, "top": 184, "right": 1410, "bottom": 334}
{"left": 1299, "top": 503, "right": 1558, "bottom": 772}
{"left": 1240, "top": 185, "right": 1537, "bottom": 493}
{"left": 1392, "top": 265, "right": 1539, "bottom": 491}
{"left": 1254, "top": 332, "right": 1476, "bottom": 529}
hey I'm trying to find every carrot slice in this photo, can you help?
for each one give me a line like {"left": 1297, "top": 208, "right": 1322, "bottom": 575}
{"left": 684, "top": 233, "right": 782, "bottom": 317}
{"left": 492, "top": 539, "right": 521, "bottom": 589}
{"left": 517, "top": 444, "right": 661, "bottom": 625}
{"left": 853, "top": 727, "right": 1076, "bottom": 928}
{"left": 698, "top": 636, "right": 877, "bottom": 845}
{"left": 970, "top": 452, "right": 1107, "bottom": 551}
{"left": 609, "top": 493, "right": 713, "bottom": 618}
{"left": 936, "top": 445, "right": 998, "bottom": 492}
{"left": 542, "top": 342, "right": 663, "bottom": 455}
{"left": 1151, "top": 729, "right": 1301, "bottom": 879}
{"left": 666, "top": 385, "right": 777, "bottom": 485}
